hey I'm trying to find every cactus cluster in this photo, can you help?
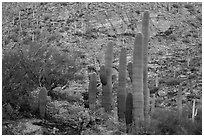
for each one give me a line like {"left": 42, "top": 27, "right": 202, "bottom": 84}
{"left": 87, "top": 10, "right": 150, "bottom": 134}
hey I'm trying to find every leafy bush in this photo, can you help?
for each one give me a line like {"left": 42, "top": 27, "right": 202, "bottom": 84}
{"left": 2, "top": 39, "right": 84, "bottom": 116}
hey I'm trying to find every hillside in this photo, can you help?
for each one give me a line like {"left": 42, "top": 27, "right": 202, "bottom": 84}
{"left": 2, "top": 2, "right": 202, "bottom": 135}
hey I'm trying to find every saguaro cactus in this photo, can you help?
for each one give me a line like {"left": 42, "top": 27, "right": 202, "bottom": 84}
{"left": 132, "top": 32, "right": 144, "bottom": 133}
{"left": 142, "top": 10, "right": 150, "bottom": 129}
{"left": 38, "top": 87, "right": 47, "bottom": 119}
{"left": 102, "top": 41, "right": 114, "bottom": 112}
{"left": 117, "top": 48, "right": 127, "bottom": 121}
{"left": 88, "top": 72, "right": 97, "bottom": 111}
{"left": 125, "top": 92, "right": 133, "bottom": 134}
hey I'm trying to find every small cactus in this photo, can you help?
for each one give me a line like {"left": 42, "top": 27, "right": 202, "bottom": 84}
{"left": 38, "top": 87, "right": 47, "bottom": 119}
{"left": 88, "top": 72, "right": 97, "bottom": 111}
{"left": 117, "top": 48, "right": 127, "bottom": 121}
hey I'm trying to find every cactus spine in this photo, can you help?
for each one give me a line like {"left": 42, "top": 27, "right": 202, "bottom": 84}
{"left": 102, "top": 41, "right": 114, "bottom": 112}
{"left": 125, "top": 92, "right": 133, "bottom": 134}
{"left": 132, "top": 32, "right": 144, "bottom": 133}
{"left": 142, "top": 10, "right": 150, "bottom": 129}
{"left": 117, "top": 48, "right": 127, "bottom": 121}
{"left": 38, "top": 87, "right": 47, "bottom": 119}
{"left": 88, "top": 72, "right": 97, "bottom": 111}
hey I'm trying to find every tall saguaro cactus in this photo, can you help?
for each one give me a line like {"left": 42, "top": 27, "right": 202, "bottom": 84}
{"left": 88, "top": 72, "right": 97, "bottom": 111}
{"left": 102, "top": 41, "right": 114, "bottom": 113}
{"left": 132, "top": 32, "right": 144, "bottom": 133}
{"left": 38, "top": 87, "right": 47, "bottom": 119}
{"left": 117, "top": 48, "right": 127, "bottom": 121}
{"left": 142, "top": 10, "right": 150, "bottom": 129}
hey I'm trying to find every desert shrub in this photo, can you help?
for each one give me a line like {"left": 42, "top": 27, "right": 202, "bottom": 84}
{"left": 2, "top": 41, "right": 84, "bottom": 117}
{"left": 150, "top": 107, "right": 202, "bottom": 135}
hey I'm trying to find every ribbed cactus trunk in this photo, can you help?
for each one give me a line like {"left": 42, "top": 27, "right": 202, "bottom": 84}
{"left": 38, "top": 87, "right": 47, "bottom": 119}
{"left": 125, "top": 92, "right": 133, "bottom": 134}
{"left": 88, "top": 72, "right": 97, "bottom": 111}
{"left": 132, "top": 32, "right": 144, "bottom": 133}
{"left": 117, "top": 48, "right": 127, "bottom": 121}
{"left": 102, "top": 41, "right": 114, "bottom": 113}
{"left": 142, "top": 10, "right": 150, "bottom": 129}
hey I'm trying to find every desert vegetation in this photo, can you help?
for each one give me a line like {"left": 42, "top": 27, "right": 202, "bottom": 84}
{"left": 2, "top": 2, "right": 202, "bottom": 135}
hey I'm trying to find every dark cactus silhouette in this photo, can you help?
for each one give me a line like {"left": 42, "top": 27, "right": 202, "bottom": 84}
{"left": 125, "top": 92, "right": 133, "bottom": 134}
